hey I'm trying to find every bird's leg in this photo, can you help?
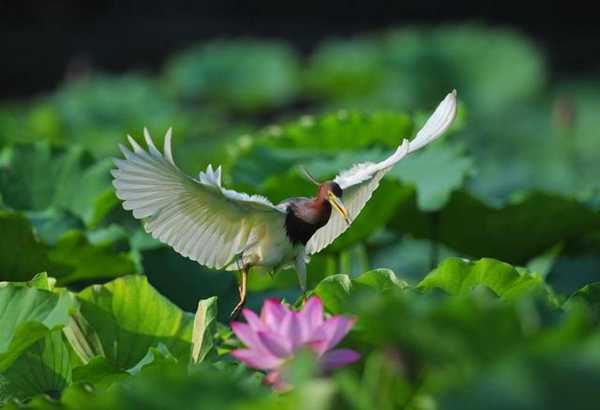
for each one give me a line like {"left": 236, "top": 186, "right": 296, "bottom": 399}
{"left": 230, "top": 266, "right": 249, "bottom": 319}
{"left": 295, "top": 247, "right": 308, "bottom": 301}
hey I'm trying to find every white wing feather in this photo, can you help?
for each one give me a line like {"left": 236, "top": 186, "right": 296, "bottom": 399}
{"left": 112, "top": 128, "right": 286, "bottom": 270}
{"left": 306, "top": 90, "right": 458, "bottom": 254}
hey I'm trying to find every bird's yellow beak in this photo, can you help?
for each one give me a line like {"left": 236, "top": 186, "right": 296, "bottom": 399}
{"left": 327, "top": 191, "right": 351, "bottom": 225}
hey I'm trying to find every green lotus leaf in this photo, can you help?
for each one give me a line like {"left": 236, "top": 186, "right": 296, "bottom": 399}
{"left": 304, "top": 38, "right": 386, "bottom": 100}
{"left": 0, "top": 211, "right": 136, "bottom": 284}
{"left": 1, "top": 331, "right": 72, "bottom": 402}
{"left": 71, "top": 356, "right": 128, "bottom": 391}
{"left": 566, "top": 282, "right": 600, "bottom": 323}
{"left": 0, "top": 144, "right": 115, "bottom": 226}
{"left": 0, "top": 284, "right": 75, "bottom": 371}
{"left": 417, "top": 257, "right": 546, "bottom": 300}
{"left": 74, "top": 275, "right": 194, "bottom": 370}
{"left": 164, "top": 40, "right": 300, "bottom": 111}
{"left": 394, "top": 190, "right": 600, "bottom": 264}
{"left": 388, "top": 141, "right": 474, "bottom": 211}
{"left": 313, "top": 269, "right": 407, "bottom": 313}
{"left": 0, "top": 212, "right": 48, "bottom": 282}
{"left": 48, "top": 230, "right": 136, "bottom": 285}
{"left": 53, "top": 73, "right": 181, "bottom": 157}
{"left": 191, "top": 297, "right": 218, "bottom": 364}
{"left": 139, "top": 246, "right": 237, "bottom": 322}
{"left": 248, "top": 111, "right": 413, "bottom": 152}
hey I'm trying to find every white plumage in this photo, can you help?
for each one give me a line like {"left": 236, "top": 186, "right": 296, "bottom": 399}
{"left": 306, "top": 90, "right": 458, "bottom": 254}
{"left": 112, "top": 90, "right": 457, "bottom": 294}
{"left": 112, "top": 129, "right": 290, "bottom": 272}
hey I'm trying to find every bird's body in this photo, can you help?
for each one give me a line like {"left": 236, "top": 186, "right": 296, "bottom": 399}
{"left": 112, "top": 90, "right": 458, "bottom": 315}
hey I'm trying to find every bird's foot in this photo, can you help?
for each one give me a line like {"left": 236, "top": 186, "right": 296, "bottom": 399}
{"left": 230, "top": 266, "right": 249, "bottom": 320}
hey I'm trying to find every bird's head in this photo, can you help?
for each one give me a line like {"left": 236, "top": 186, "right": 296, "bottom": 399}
{"left": 302, "top": 166, "right": 350, "bottom": 225}
{"left": 321, "top": 181, "right": 350, "bottom": 225}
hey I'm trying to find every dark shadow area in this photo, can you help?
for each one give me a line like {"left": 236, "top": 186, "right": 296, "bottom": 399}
{"left": 1, "top": 1, "right": 599, "bottom": 99}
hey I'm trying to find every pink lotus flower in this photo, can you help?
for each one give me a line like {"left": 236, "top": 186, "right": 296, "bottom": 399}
{"left": 230, "top": 296, "right": 360, "bottom": 390}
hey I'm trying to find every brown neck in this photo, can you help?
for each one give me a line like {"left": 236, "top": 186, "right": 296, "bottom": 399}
{"left": 285, "top": 201, "right": 331, "bottom": 245}
{"left": 308, "top": 184, "right": 333, "bottom": 224}
{"left": 304, "top": 195, "right": 331, "bottom": 226}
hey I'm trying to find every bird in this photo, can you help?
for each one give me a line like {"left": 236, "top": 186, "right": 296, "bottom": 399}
{"left": 112, "top": 90, "right": 457, "bottom": 316}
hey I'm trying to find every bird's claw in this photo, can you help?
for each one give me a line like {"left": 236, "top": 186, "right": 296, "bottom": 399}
{"left": 230, "top": 301, "right": 244, "bottom": 320}
{"left": 231, "top": 266, "right": 249, "bottom": 320}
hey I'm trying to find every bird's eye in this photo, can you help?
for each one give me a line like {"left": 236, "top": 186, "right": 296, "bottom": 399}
{"left": 331, "top": 182, "right": 343, "bottom": 198}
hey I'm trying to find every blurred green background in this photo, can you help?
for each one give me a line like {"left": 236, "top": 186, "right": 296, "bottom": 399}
{"left": 3, "top": 24, "right": 600, "bottom": 310}
{"left": 2, "top": 8, "right": 600, "bottom": 409}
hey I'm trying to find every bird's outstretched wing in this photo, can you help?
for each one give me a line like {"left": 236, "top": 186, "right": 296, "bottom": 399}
{"left": 112, "top": 129, "right": 286, "bottom": 270}
{"left": 306, "top": 90, "right": 458, "bottom": 255}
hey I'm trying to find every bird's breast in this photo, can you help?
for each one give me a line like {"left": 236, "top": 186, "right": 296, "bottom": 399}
{"left": 285, "top": 200, "right": 332, "bottom": 245}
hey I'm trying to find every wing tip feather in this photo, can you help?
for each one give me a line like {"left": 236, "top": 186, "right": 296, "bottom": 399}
{"left": 164, "top": 127, "right": 175, "bottom": 165}
{"left": 408, "top": 89, "right": 458, "bottom": 152}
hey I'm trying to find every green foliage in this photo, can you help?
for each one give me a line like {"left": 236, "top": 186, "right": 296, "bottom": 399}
{"left": 48, "top": 73, "right": 180, "bottom": 157}
{"left": 393, "top": 190, "right": 600, "bottom": 264}
{"left": 312, "top": 268, "right": 407, "bottom": 313}
{"left": 164, "top": 40, "right": 300, "bottom": 111}
{"left": 255, "top": 111, "right": 413, "bottom": 151}
{"left": 0, "top": 212, "right": 48, "bottom": 281}
{"left": 2, "top": 260, "right": 600, "bottom": 409}
{"left": 388, "top": 141, "right": 473, "bottom": 211}
{"left": 74, "top": 276, "right": 194, "bottom": 370}
{"left": 70, "top": 357, "right": 128, "bottom": 390}
{"left": 0, "top": 283, "right": 75, "bottom": 372}
{"left": 306, "top": 25, "right": 545, "bottom": 113}
{"left": 566, "top": 282, "right": 600, "bottom": 322}
{"left": 1, "top": 331, "right": 72, "bottom": 401}
{"left": 139, "top": 246, "right": 238, "bottom": 320}
{"left": 191, "top": 297, "right": 218, "bottom": 363}
{"left": 417, "top": 257, "right": 545, "bottom": 299}
{"left": 0, "top": 210, "right": 136, "bottom": 284}
{"left": 0, "top": 144, "right": 115, "bottom": 226}
{"left": 47, "top": 231, "right": 136, "bottom": 285}
{"left": 2, "top": 24, "right": 600, "bottom": 410}
{"left": 305, "top": 38, "right": 386, "bottom": 100}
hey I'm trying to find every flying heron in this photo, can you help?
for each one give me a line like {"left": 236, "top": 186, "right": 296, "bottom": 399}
{"left": 112, "top": 90, "right": 457, "bottom": 316}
